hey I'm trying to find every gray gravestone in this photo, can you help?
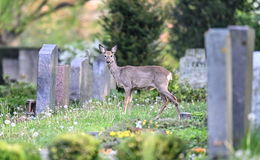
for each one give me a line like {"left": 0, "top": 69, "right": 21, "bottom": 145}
{"left": 19, "top": 49, "right": 38, "bottom": 84}
{"left": 2, "top": 58, "right": 19, "bottom": 80}
{"left": 205, "top": 29, "right": 233, "bottom": 159}
{"left": 70, "top": 58, "right": 92, "bottom": 104}
{"left": 92, "top": 55, "right": 115, "bottom": 100}
{"left": 252, "top": 51, "right": 260, "bottom": 128}
{"left": 229, "top": 26, "right": 255, "bottom": 148}
{"left": 179, "top": 49, "right": 207, "bottom": 88}
{"left": 55, "top": 65, "right": 70, "bottom": 107}
{"left": 36, "top": 44, "right": 59, "bottom": 114}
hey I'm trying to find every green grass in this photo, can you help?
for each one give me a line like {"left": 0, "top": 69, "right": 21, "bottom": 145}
{"left": 0, "top": 95, "right": 206, "bottom": 150}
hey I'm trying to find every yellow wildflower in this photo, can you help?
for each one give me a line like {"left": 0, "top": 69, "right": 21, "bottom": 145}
{"left": 109, "top": 131, "right": 116, "bottom": 136}
{"left": 166, "top": 130, "right": 173, "bottom": 135}
{"left": 142, "top": 120, "right": 147, "bottom": 125}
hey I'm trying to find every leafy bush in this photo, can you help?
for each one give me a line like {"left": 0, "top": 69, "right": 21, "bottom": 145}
{"left": 143, "top": 134, "right": 187, "bottom": 160}
{"left": 0, "top": 81, "right": 36, "bottom": 114}
{"left": 117, "top": 134, "right": 145, "bottom": 160}
{"left": 48, "top": 133, "right": 100, "bottom": 160}
{"left": 0, "top": 141, "right": 41, "bottom": 160}
{"left": 117, "top": 134, "right": 187, "bottom": 160}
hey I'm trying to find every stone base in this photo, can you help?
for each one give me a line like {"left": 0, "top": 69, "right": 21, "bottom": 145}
{"left": 180, "top": 112, "right": 192, "bottom": 119}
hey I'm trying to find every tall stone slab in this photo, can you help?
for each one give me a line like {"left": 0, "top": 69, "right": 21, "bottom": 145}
{"left": 2, "top": 58, "right": 19, "bottom": 80}
{"left": 252, "top": 51, "right": 260, "bottom": 128}
{"left": 205, "top": 29, "right": 233, "bottom": 159}
{"left": 92, "top": 55, "right": 115, "bottom": 100}
{"left": 36, "top": 44, "right": 59, "bottom": 114}
{"left": 179, "top": 49, "right": 207, "bottom": 88}
{"left": 229, "top": 26, "right": 255, "bottom": 148}
{"left": 19, "top": 49, "right": 39, "bottom": 84}
{"left": 55, "top": 65, "right": 70, "bottom": 107}
{"left": 70, "top": 58, "right": 92, "bottom": 104}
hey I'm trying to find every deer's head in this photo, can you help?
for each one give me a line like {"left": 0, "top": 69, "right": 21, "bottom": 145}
{"left": 99, "top": 44, "right": 117, "bottom": 64}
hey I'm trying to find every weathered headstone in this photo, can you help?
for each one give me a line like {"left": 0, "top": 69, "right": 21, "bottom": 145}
{"left": 55, "top": 65, "right": 70, "bottom": 107}
{"left": 205, "top": 29, "right": 233, "bottom": 159}
{"left": 229, "top": 26, "right": 255, "bottom": 148}
{"left": 19, "top": 49, "right": 38, "bottom": 84}
{"left": 252, "top": 51, "right": 260, "bottom": 128}
{"left": 70, "top": 58, "right": 92, "bottom": 104}
{"left": 36, "top": 44, "right": 59, "bottom": 114}
{"left": 92, "top": 55, "right": 116, "bottom": 100}
{"left": 179, "top": 49, "right": 207, "bottom": 88}
{"left": 2, "top": 58, "right": 19, "bottom": 80}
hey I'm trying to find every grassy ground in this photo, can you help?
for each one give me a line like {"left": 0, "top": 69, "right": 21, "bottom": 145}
{"left": 0, "top": 92, "right": 207, "bottom": 150}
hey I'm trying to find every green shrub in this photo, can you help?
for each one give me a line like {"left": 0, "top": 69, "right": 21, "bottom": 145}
{"left": 48, "top": 133, "right": 100, "bottom": 160}
{"left": 0, "top": 81, "right": 36, "bottom": 114}
{"left": 143, "top": 134, "right": 187, "bottom": 160}
{"left": 0, "top": 141, "right": 41, "bottom": 160}
{"left": 117, "top": 134, "right": 145, "bottom": 160}
{"left": 101, "top": 0, "right": 165, "bottom": 66}
{"left": 117, "top": 134, "right": 187, "bottom": 160}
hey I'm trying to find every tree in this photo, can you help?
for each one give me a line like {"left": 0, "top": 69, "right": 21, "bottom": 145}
{"left": 100, "top": 0, "right": 165, "bottom": 66}
{"left": 169, "top": 0, "right": 257, "bottom": 59}
{"left": 0, "top": 0, "right": 89, "bottom": 46}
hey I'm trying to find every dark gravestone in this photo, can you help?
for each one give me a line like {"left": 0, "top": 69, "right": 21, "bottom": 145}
{"left": 19, "top": 49, "right": 39, "bottom": 84}
{"left": 36, "top": 44, "right": 59, "bottom": 114}
{"left": 70, "top": 58, "right": 92, "bottom": 104}
{"left": 2, "top": 58, "right": 19, "bottom": 80}
{"left": 92, "top": 55, "right": 115, "bottom": 100}
{"left": 0, "top": 48, "right": 19, "bottom": 84}
{"left": 205, "top": 29, "right": 233, "bottom": 159}
{"left": 229, "top": 26, "right": 255, "bottom": 148}
{"left": 252, "top": 51, "right": 260, "bottom": 128}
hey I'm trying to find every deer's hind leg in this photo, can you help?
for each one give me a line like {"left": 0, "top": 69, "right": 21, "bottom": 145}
{"left": 156, "top": 84, "right": 180, "bottom": 118}
{"left": 155, "top": 94, "right": 169, "bottom": 120}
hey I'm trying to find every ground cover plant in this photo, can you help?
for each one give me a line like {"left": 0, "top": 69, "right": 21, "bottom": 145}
{"left": 0, "top": 86, "right": 207, "bottom": 159}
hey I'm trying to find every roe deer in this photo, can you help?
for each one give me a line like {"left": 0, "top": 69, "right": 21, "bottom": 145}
{"left": 99, "top": 44, "right": 180, "bottom": 119}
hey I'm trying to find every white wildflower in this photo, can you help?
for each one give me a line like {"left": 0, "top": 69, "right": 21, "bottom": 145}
{"left": 135, "top": 121, "right": 142, "bottom": 129}
{"left": 13, "top": 112, "right": 17, "bottom": 115}
{"left": 235, "top": 150, "right": 243, "bottom": 158}
{"left": 0, "top": 132, "right": 3, "bottom": 136}
{"left": 4, "top": 120, "right": 11, "bottom": 125}
{"left": 248, "top": 112, "right": 256, "bottom": 121}
{"left": 73, "top": 121, "right": 78, "bottom": 125}
{"left": 68, "top": 126, "right": 74, "bottom": 132}
{"left": 11, "top": 123, "right": 16, "bottom": 127}
{"left": 60, "top": 125, "right": 64, "bottom": 129}
{"left": 63, "top": 105, "right": 68, "bottom": 109}
{"left": 32, "top": 132, "right": 39, "bottom": 138}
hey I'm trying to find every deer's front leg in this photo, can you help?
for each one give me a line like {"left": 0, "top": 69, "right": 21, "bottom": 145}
{"left": 123, "top": 88, "right": 131, "bottom": 113}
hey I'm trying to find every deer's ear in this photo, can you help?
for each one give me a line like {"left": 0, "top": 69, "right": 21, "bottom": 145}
{"left": 111, "top": 45, "right": 117, "bottom": 53}
{"left": 99, "top": 44, "right": 106, "bottom": 54}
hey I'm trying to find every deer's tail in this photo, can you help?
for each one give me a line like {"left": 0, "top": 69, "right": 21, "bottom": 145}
{"left": 167, "top": 72, "right": 172, "bottom": 81}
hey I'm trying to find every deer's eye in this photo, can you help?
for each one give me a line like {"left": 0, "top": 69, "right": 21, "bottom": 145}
{"left": 104, "top": 55, "right": 107, "bottom": 57}
{"left": 110, "top": 55, "right": 113, "bottom": 57}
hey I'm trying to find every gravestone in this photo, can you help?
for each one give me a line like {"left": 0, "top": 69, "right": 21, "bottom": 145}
{"left": 36, "top": 44, "right": 59, "bottom": 114}
{"left": 179, "top": 49, "right": 207, "bottom": 88}
{"left": 2, "top": 58, "right": 19, "bottom": 80}
{"left": 205, "top": 29, "right": 233, "bottom": 159}
{"left": 18, "top": 49, "right": 38, "bottom": 84}
{"left": 229, "top": 26, "right": 255, "bottom": 148}
{"left": 70, "top": 58, "right": 92, "bottom": 104}
{"left": 55, "top": 65, "right": 70, "bottom": 107}
{"left": 92, "top": 55, "right": 116, "bottom": 100}
{"left": 252, "top": 51, "right": 260, "bottom": 128}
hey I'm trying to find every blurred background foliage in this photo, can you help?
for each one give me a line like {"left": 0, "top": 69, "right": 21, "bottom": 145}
{"left": 0, "top": 0, "right": 259, "bottom": 69}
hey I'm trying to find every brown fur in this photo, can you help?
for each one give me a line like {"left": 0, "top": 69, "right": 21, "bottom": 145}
{"left": 99, "top": 44, "right": 180, "bottom": 119}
